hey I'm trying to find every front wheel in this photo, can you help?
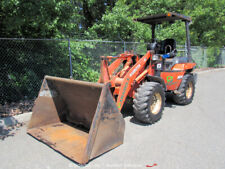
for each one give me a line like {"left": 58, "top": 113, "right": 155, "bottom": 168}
{"left": 133, "top": 82, "right": 165, "bottom": 124}
{"left": 172, "top": 74, "right": 195, "bottom": 105}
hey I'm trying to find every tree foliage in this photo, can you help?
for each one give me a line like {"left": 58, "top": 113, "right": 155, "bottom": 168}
{"left": 0, "top": 0, "right": 224, "bottom": 103}
{"left": 0, "top": 0, "right": 79, "bottom": 38}
{"left": 89, "top": 0, "right": 225, "bottom": 46}
{"left": 1, "top": 0, "right": 224, "bottom": 45}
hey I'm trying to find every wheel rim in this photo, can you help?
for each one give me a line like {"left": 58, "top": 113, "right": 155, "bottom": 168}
{"left": 150, "top": 92, "right": 162, "bottom": 115}
{"left": 186, "top": 82, "right": 193, "bottom": 99}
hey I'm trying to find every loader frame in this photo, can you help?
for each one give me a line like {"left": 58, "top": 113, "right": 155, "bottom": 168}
{"left": 99, "top": 12, "right": 196, "bottom": 111}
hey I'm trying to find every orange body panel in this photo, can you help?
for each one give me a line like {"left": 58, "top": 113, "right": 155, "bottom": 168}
{"left": 161, "top": 71, "right": 185, "bottom": 90}
{"left": 172, "top": 63, "right": 196, "bottom": 71}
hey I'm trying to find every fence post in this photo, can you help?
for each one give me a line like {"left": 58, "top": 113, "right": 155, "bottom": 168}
{"left": 68, "top": 38, "right": 73, "bottom": 79}
{"left": 118, "top": 33, "right": 126, "bottom": 52}
{"left": 124, "top": 41, "right": 126, "bottom": 52}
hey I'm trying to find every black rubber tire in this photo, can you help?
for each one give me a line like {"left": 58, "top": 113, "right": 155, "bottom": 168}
{"left": 172, "top": 73, "right": 195, "bottom": 105}
{"left": 133, "top": 82, "right": 165, "bottom": 124}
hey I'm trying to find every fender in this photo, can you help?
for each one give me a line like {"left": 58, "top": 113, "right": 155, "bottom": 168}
{"left": 146, "top": 75, "right": 167, "bottom": 91}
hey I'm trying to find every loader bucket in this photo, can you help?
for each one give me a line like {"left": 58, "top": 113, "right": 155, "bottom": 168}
{"left": 27, "top": 76, "right": 125, "bottom": 164}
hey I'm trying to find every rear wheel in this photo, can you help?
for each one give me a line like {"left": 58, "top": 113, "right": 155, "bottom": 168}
{"left": 172, "top": 74, "right": 195, "bottom": 105}
{"left": 133, "top": 82, "right": 165, "bottom": 124}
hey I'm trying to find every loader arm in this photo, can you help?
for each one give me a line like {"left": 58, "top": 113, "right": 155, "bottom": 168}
{"left": 116, "top": 51, "right": 152, "bottom": 110}
{"left": 98, "top": 54, "right": 131, "bottom": 83}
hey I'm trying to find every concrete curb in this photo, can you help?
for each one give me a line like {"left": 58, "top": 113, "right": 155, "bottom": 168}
{"left": 195, "top": 68, "right": 225, "bottom": 74}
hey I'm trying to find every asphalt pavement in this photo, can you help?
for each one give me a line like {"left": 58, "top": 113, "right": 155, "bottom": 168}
{"left": 0, "top": 69, "right": 225, "bottom": 169}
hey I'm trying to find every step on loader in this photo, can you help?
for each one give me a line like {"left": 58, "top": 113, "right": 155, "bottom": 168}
{"left": 28, "top": 12, "right": 197, "bottom": 164}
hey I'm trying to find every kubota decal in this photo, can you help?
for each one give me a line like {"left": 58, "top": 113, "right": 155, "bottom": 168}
{"left": 129, "top": 64, "right": 141, "bottom": 77}
{"left": 117, "top": 102, "right": 122, "bottom": 109}
{"left": 118, "top": 78, "right": 130, "bottom": 109}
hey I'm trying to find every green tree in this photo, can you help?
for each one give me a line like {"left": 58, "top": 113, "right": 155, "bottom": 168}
{"left": 88, "top": 1, "right": 152, "bottom": 41}
{"left": 0, "top": 0, "right": 79, "bottom": 38}
{"left": 87, "top": 0, "right": 225, "bottom": 46}
{"left": 72, "top": 0, "right": 116, "bottom": 30}
{"left": 189, "top": 0, "right": 225, "bottom": 46}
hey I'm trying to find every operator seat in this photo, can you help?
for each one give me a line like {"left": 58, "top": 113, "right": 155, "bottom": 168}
{"left": 158, "top": 39, "right": 176, "bottom": 55}
{"left": 147, "top": 39, "right": 177, "bottom": 58}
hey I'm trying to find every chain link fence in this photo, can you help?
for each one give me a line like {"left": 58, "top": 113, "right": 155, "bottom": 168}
{"left": 0, "top": 38, "right": 225, "bottom": 106}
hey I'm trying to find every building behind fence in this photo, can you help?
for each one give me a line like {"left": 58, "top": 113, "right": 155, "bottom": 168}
{"left": 0, "top": 38, "right": 225, "bottom": 104}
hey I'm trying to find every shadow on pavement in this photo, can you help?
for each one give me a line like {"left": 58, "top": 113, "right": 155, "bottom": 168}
{"left": 122, "top": 95, "right": 181, "bottom": 126}
{"left": 0, "top": 116, "right": 24, "bottom": 140}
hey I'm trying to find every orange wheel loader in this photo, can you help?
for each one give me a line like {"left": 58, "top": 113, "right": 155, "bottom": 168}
{"left": 27, "top": 12, "right": 196, "bottom": 164}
